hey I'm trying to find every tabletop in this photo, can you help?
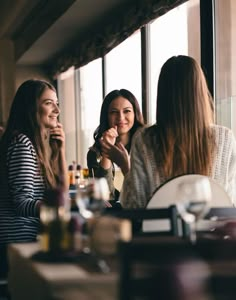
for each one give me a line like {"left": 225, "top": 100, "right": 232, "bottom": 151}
{"left": 8, "top": 237, "right": 236, "bottom": 300}
{"left": 8, "top": 242, "right": 118, "bottom": 300}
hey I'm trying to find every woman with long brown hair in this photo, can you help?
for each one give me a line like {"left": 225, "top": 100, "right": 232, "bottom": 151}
{"left": 0, "top": 79, "right": 68, "bottom": 245}
{"left": 87, "top": 89, "right": 144, "bottom": 204}
{"left": 120, "top": 55, "right": 236, "bottom": 208}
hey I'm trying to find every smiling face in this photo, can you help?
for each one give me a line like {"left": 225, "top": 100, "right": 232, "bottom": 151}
{"left": 37, "top": 88, "right": 60, "bottom": 130}
{"left": 108, "top": 96, "right": 135, "bottom": 136}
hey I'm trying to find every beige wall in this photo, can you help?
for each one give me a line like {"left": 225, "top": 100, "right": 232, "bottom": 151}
{"left": 230, "top": 0, "right": 236, "bottom": 133}
{"left": 15, "top": 65, "right": 51, "bottom": 90}
{"left": 215, "top": 0, "right": 236, "bottom": 132}
{"left": 215, "top": 0, "right": 232, "bottom": 100}
{"left": 0, "top": 39, "right": 15, "bottom": 126}
{"left": 0, "top": 58, "right": 51, "bottom": 127}
{"left": 231, "top": 0, "right": 236, "bottom": 97}
{"left": 188, "top": 0, "right": 200, "bottom": 64}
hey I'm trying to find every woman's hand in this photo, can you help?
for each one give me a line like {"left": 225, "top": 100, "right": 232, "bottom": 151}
{"left": 50, "top": 122, "right": 69, "bottom": 189}
{"left": 100, "top": 140, "right": 130, "bottom": 175}
{"left": 101, "top": 126, "right": 118, "bottom": 145}
{"left": 49, "top": 122, "right": 65, "bottom": 150}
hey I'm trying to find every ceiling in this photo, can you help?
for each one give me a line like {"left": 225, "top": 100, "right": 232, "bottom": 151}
{"left": 0, "top": 0, "right": 135, "bottom": 67}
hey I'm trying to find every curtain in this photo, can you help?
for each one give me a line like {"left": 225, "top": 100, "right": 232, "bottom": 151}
{"left": 47, "top": 0, "right": 188, "bottom": 78}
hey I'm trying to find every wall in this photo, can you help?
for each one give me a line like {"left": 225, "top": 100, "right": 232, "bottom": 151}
{"left": 215, "top": 0, "right": 236, "bottom": 132}
{"left": 0, "top": 56, "right": 51, "bottom": 127}
{"left": 0, "top": 39, "right": 15, "bottom": 126}
{"left": 15, "top": 65, "right": 51, "bottom": 89}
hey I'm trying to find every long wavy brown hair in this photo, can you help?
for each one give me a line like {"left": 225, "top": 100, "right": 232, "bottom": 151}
{"left": 0, "top": 79, "right": 60, "bottom": 188}
{"left": 154, "top": 55, "right": 215, "bottom": 178}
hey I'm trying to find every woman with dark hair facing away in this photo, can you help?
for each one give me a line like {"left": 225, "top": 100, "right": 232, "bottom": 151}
{"left": 120, "top": 55, "right": 236, "bottom": 208}
{"left": 87, "top": 89, "right": 144, "bottom": 204}
{"left": 0, "top": 79, "right": 69, "bottom": 275}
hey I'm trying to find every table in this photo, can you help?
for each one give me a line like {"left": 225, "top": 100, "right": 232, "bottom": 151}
{"left": 8, "top": 238, "right": 236, "bottom": 300}
{"left": 8, "top": 243, "right": 118, "bottom": 300}
{"left": 118, "top": 237, "right": 236, "bottom": 300}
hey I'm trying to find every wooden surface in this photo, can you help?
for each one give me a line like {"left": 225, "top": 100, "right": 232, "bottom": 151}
{"left": 8, "top": 243, "right": 118, "bottom": 300}
{"left": 8, "top": 237, "right": 236, "bottom": 300}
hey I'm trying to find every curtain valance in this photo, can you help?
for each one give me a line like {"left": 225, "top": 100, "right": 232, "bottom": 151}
{"left": 47, "top": 0, "right": 188, "bottom": 78}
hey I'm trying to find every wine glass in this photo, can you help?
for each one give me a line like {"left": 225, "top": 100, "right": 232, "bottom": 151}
{"left": 75, "top": 177, "right": 111, "bottom": 272}
{"left": 176, "top": 176, "right": 212, "bottom": 243}
{"left": 76, "top": 177, "right": 110, "bottom": 219}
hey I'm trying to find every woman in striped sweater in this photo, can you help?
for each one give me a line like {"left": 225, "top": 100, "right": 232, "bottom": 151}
{"left": 0, "top": 79, "right": 68, "bottom": 276}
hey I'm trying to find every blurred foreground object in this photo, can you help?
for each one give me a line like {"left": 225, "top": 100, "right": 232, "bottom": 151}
{"left": 119, "top": 238, "right": 212, "bottom": 300}
{"left": 39, "top": 188, "right": 72, "bottom": 253}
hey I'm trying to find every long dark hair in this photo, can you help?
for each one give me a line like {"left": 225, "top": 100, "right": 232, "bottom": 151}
{"left": 153, "top": 55, "right": 214, "bottom": 178}
{"left": 0, "top": 79, "right": 60, "bottom": 188}
{"left": 93, "top": 89, "right": 144, "bottom": 152}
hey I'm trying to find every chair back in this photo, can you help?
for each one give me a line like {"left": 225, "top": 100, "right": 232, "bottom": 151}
{"left": 182, "top": 206, "right": 236, "bottom": 238}
{"left": 205, "top": 207, "right": 236, "bottom": 220}
{"left": 143, "top": 174, "right": 232, "bottom": 233}
{"left": 118, "top": 238, "right": 210, "bottom": 300}
{"left": 103, "top": 205, "right": 180, "bottom": 237}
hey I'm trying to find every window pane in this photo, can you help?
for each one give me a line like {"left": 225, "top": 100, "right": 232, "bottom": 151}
{"left": 57, "top": 67, "right": 77, "bottom": 166}
{"left": 149, "top": 0, "right": 200, "bottom": 125}
{"left": 78, "top": 58, "right": 103, "bottom": 168}
{"left": 214, "top": 0, "right": 236, "bottom": 132}
{"left": 105, "top": 30, "right": 142, "bottom": 108}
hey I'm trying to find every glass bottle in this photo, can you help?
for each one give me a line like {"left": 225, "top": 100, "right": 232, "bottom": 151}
{"left": 68, "top": 164, "right": 76, "bottom": 189}
{"left": 39, "top": 188, "right": 71, "bottom": 253}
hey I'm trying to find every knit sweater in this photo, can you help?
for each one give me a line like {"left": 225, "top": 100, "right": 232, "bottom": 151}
{"left": 120, "top": 124, "right": 236, "bottom": 208}
{"left": 0, "top": 134, "right": 45, "bottom": 244}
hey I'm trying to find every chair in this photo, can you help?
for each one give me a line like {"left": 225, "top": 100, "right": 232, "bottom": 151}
{"left": 103, "top": 205, "right": 180, "bottom": 237}
{"left": 119, "top": 237, "right": 236, "bottom": 300}
{"left": 118, "top": 238, "right": 211, "bottom": 300}
{"left": 194, "top": 239, "right": 236, "bottom": 300}
{"left": 205, "top": 207, "right": 236, "bottom": 220}
{"left": 182, "top": 206, "right": 236, "bottom": 239}
{"left": 143, "top": 174, "right": 232, "bottom": 233}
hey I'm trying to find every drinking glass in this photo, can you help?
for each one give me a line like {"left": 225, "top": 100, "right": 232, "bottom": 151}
{"left": 75, "top": 177, "right": 111, "bottom": 272}
{"left": 76, "top": 177, "right": 110, "bottom": 219}
{"left": 176, "top": 177, "right": 212, "bottom": 243}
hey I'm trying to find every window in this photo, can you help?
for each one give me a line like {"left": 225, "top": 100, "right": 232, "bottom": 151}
{"left": 57, "top": 67, "right": 77, "bottom": 165}
{"left": 214, "top": 0, "right": 236, "bottom": 132}
{"left": 149, "top": 0, "right": 200, "bottom": 125}
{"left": 57, "top": 60, "right": 103, "bottom": 168}
{"left": 78, "top": 58, "right": 103, "bottom": 167}
{"left": 105, "top": 30, "right": 142, "bottom": 109}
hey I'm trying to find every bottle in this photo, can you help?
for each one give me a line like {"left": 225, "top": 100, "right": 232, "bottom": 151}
{"left": 82, "top": 168, "right": 89, "bottom": 180}
{"left": 39, "top": 187, "right": 71, "bottom": 253}
{"left": 67, "top": 215, "right": 83, "bottom": 252}
{"left": 70, "top": 164, "right": 82, "bottom": 215}
{"left": 75, "top": 164, "right": 81, "bottom": 185}
{"left": 68, "top": 164, "right": 77, "bottom": 211}
{"left": 68, "top": 164, "right": 76, "bottom": 189}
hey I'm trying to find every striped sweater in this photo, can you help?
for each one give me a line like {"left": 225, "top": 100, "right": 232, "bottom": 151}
{"left": 120, "top": 124, "right": 236, "bottom": 208}
{"left": 0, "top": 134, "right": 45, "bottom": 244}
